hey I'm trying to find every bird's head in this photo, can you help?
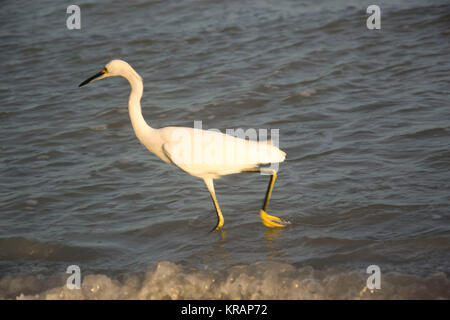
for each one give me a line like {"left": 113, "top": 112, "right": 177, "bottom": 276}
{"left": 79, "top": 59, "right": 136, "bottom": 87}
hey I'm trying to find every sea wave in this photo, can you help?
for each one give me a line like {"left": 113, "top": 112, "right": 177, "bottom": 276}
{"left": 1, "top": 261, "right": 448, "bottom": 300}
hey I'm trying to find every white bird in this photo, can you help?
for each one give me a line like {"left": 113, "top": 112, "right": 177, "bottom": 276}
{"left": 79, "top": 59, "right": 290, "bottom": 230}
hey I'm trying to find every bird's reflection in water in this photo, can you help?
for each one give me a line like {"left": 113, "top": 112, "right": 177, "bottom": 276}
{"left": 204, "top": 229, "right": 233, "bottom": 267}
{"left": 197, "top": 227, "right": 290, "bottom": 268}
{"left": 217, "top": 229, "right": 226, "bottom": 241}
{"left": 264, "top": 228, "right": 287, "bottom": 261}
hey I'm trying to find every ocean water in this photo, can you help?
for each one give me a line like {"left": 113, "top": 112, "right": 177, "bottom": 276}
{"left": 0, "top": 0, "right": 449, "bottom": 299}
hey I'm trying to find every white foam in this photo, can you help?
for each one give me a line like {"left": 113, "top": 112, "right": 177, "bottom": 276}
{"left": 296, "top": 89, "right": 317, "bottom": 97}
{"left": 1, "top": 261, "right": 448, "bottom": 300}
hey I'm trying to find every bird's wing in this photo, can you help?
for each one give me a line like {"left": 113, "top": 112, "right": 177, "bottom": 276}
{"left": 160, "top": 127, "right": 285, "bottom": 179}
{"left": 161, "top": 143, "right": 173, "bottom": 164}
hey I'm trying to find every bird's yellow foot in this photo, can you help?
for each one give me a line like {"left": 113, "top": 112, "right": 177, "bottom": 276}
{"left": 215, "top": 222, "right": 224, "bottom": 230}
{"left": 212, "top": 215, "right": 224, "bottom": 231}
{"left": 260, "top": 209, "right": 290, "bottom": 228}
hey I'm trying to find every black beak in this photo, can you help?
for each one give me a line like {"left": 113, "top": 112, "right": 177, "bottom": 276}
{"left": 79, "top": 70, "right": 105, "bottom": 87}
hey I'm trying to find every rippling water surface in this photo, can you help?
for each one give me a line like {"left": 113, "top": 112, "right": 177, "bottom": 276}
{"left": 0, "top": 0, "right": 449, "bottom": 299}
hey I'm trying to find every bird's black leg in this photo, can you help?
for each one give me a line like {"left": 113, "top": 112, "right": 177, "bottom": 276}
{"left": 244, "top": 168, "right": 290, "bottom": 227}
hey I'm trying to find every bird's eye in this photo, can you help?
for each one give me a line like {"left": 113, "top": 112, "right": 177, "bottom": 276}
{"left": 103, "top": 67, "right": 108, "bottom": 73}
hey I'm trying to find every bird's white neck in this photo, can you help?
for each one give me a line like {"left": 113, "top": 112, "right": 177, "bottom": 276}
{"left": 123, "top": 68, "right": 154, "bottom": 147}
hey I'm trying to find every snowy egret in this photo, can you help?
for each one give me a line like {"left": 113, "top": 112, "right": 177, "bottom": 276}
{"left": 79, "top": 60, "right": 290, "bottom": 230}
